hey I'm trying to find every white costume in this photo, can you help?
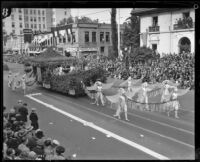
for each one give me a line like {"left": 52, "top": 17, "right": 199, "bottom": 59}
{"left": 137, "top": 82, "right": 150, "bottom": 111}
{"left": 113, "top": 88, "right": 129, "bottom": 121}
{"left": 95, "top": 81, "right": 105, "bottom": 106}
{"left": 127, "top": 77, "right": 132, "bottom": 92}
{"left": 161, "top": 82, "right": 176, "bottom": 112}
{"left": 21, "top": 74, "right": 26, "bottom": 95}
{"left": 167, "top": 88, "right": 179, "bottom": 118}
{"left": 8, "top": 72, "right": 13, "bottom": 88}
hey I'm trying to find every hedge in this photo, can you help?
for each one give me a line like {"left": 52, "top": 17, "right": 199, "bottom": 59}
{"left": 3, "top": 63, "right": 9, "bottom": 71}
{"left": 47, "top": 67, "right": 107, "bottom": 96}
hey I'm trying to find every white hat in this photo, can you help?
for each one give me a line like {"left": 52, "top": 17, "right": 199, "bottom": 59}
{"left": 142, "top": 82, "right": 148, "bottom": 88}
{"left": 52, "top": 139, "right": 60, "bottom": 146}
{"left": 128, "top": 76, "right": 131, "bottom": 81}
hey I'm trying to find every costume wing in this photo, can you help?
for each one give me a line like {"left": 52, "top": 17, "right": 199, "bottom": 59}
{"left": 125, "top": 86, "right": 142, "bottom": 99}
{"left": 119, "top": 78, "right": 142, "bottom": 88}
{"left": 177, "top": 88, "right": 190, "bottom": 97}
{"left": 162, "top": 80, "right": 179, "bottom": 87}
{"left": 102, "top": 82, "right": 114, "bottom": 90}
{"left": 86, "top": 84, "right": 97, "bottom": 91}
{"left": 105, "top": 93, "right": 120, "bottom": 104}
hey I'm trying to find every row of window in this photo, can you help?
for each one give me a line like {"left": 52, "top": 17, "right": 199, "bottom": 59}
{"left": 24, "top": 23, "right": 46, "bottom": 29}
{"left": 24, "top": 16, "right": 46, "bottom": 22}
{"left": 84, "top": 31, "right": 110, "bottom": 43}
{"left": 12, "top": 22, "right": 45, "bottom": 29}
{"left": 24, "top": 9, "right": 45, "bottom": 15}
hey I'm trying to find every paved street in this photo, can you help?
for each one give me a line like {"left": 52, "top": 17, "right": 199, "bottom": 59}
{"left": 3, "top": 63, "right": 194, "bottom": 160}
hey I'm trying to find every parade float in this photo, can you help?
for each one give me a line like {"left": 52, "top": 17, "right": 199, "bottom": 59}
{"left": 24, "top": 47, "right": 107, "bottom": 96}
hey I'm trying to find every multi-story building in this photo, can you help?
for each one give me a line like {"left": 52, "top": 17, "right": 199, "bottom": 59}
{"left": 30, "top": 23, "right": 124, "bottom": 58}
{"left": 3, "top": 8, "right": 71, "bottom": 53}
{"left": 131, "top": 8, "right": 195, "bottom": 55}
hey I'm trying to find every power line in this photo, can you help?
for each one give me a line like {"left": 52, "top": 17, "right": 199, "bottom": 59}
{"left": 71, "top": 9, "right": 110, "bottom": 18}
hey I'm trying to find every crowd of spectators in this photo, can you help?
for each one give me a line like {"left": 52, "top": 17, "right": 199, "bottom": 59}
{"left": 3, "top": 100, "right": 70, "bottom": 160}
{"left": 90, "top": 52, "right": 194, "bottom": 89}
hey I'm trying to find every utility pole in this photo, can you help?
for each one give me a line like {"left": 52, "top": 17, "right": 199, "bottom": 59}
{"left": 118, "top": 8, "right": 120, "bottom": 60}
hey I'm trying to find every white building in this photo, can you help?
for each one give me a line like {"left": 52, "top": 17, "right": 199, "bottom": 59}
{"left": 132, "top": 8, "right": 195, "bottom": 55}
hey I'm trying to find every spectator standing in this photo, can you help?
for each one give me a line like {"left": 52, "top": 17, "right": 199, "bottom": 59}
{"left": 29, "top": 108, "right": 39, "bottom": 130}
{"left": 13, "top": 100, "right": 23, "bottom": 114}
{"left": 18, "top": 103, "right": 29, "bottom": 123}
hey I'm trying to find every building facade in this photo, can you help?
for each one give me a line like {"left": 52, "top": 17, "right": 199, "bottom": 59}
{"left": 132, "top": 8, "right": 195, "bottom": 55}
{"left": 30, "top": 23, "right": 124, "bottom": 58}
{"left": 3, "top": 8, "right": 71, "bottom": 53}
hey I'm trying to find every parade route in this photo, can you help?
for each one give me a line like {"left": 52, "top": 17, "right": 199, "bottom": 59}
{"left": 3, "top": 63, "right": 195, "bottom": 159}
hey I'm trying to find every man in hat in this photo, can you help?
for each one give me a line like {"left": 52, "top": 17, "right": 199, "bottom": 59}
{"left": 13, "top": 100, "right": 23, "bottom": 114}
{"left": 18, "top": 103, "right": 29, "bottom": 123}
{"left": 29, "top": 108, "right": 39, "bottom": 130}
{"left": 113, "top": 88, "right": 129, "bottom": 121}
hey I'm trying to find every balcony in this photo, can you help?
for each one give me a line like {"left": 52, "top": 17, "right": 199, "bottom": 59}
{"left": 149, "top": 26, "right": 160, "bottom": 32}
{"left": 173, "top": 22, "right": 195, "bottom": 30}
{"left": 84, "top": 42, "right": 97, "bottom": 47}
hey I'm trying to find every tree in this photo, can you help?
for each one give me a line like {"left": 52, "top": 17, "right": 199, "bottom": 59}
{"left": 122, "top": 10, "right": 140, "bottom": 57}
{"left": 111, "top": 8, "right": 118, "bottom": 59}
{"left": 75, "top": 16, "right": 98, "bottom": 23}
{"left": 57, "top": 16, "right": 74, "bottom": 26}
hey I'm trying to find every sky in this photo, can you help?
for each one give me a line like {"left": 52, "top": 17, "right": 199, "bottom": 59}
{"left": 71, "top": 8, "right": 133, "bottom": 24}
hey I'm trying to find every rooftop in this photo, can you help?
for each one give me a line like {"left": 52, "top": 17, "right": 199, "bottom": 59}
{"left": 131, "top": 8, "right": 192, "bottom": 16}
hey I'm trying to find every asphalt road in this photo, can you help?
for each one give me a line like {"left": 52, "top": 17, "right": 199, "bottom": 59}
{"left": 3, "top": 62, "right": 195, "bottom": 160}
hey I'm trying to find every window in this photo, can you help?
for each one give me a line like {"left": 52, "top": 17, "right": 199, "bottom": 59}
{"left": 25, "top": 24, "right": 29, "bottom": 28}
{"left": 43, "top": 17, "right": 45, "bottom": 21}
{"left": 106, "top": 32, "right": 110, "bottom": 42}
{"left": 12, "top": 30, "right": 15, "bottom": 34}
{"left": 34, "top": 10, "right": 36, "bottom": 15}
{"left": 19, "top": 15, "right": 22, "bottom": 21}
{"left": 152, "top": 44, "right": 157, "bottom": 51}
{"left": 31, "top": 24, "right": 33, "bottom": 28}
{"left": 18, "top": 8, "right": 22, "bottom": 13}
{"left": 39, "top": 24, "right": 41, "bottom": 29}
{"left": 152, "top": 16, "right": 158, "bottom": 26}
{"left": 30, "top": 9, "right": 32, "bottom": 14}
{"left": 12, "top": 22, "right": 15, "bottom": 28}
{"left": 65, "top": 11, "right": 67, "bottom": 15}
{"left": 92, "top": 32, "right": 96, "bottom": 42}
{"left": 30, "top": 17, "right": 33, "bottom": 22}
{"left": 183, "top": 12, "right": 190, "bottom": 18}
{"left": 34, "top": 24, "right": 37, "bottom": 29}
{"left": 100, "top": 46, "right": 105, "bottom": 53}
{"left": 43, "top": 24, "right": 45, "bottom": 28}
{"left": 20, "top": 30, "right": 23, "bottom": 34}
{"left": 34, "top": 17, "right": 36, "bottom": 22}
{"left": 19, "top": 23, "right": 23, "bottom": 28}
{"left": 24, "top": 16, "right": 29, "bottom": 21}
{"left": 38, "top": 17, "right": 41, "bottom": 22}
{"left": 63, "top": 37, "right": 66, "bottom": 43}
{"left": 85, "top": 31, "right": 89, "bottom": 42}
{"left": 42, "top": 10, "right": 45, "bottom": 15}
{"left": 100, "top": 32, "right": 104, "bottom": 42}
{"left": 11, "top": 15, "right": 14, "bottom": 20}
{"left": 24, "top": 9, "right": 28, "bottom": 14}
{"left": 38, "top": 10, "right": 40, "bottom": 15}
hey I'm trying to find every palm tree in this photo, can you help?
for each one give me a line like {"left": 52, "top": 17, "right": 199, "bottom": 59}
{"left": 111, "top": 8, "right": 118, "bottom": 59}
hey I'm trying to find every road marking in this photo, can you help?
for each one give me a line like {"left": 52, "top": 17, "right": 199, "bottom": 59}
{"left": 43, "top": 92, "right": 194, "bottom": 149}
{"left": 26, "top": 94, "right": 169, "bottom": 160}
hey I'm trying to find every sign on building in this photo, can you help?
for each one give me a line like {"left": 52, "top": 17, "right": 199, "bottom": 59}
{"left": 23, "top": 29, "right": 33, "bottom": 43}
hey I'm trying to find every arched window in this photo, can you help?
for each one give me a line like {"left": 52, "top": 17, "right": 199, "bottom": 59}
{"left": 178, "top": 37, "right": 191, "bottom": 53}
